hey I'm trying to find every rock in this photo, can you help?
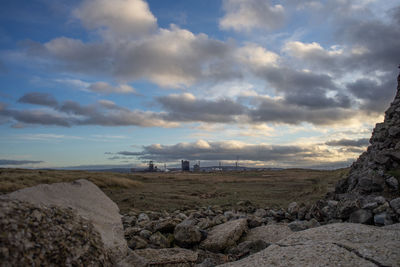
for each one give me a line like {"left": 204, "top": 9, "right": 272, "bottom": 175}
{"left": 224, "top": 211, "right": 235, "bottom": 220}
{"left": 219, "top": 223, "right": 400, "bottom": 267}
{"left": 335, "top": 198, "right": 360, "bottom": 219}
{"left": 200, "top": 219, "right": 247, "bottom": 253}
{"left": 0, "top": 199, "right": 113, "bottom": 266}
{"left": 228, "top": 240, "right": 268, "bottom": 258}
{"left": 288, "top": 219, "right": 320, "bottom": 232}
{"left": 153, "top": 219, "right": 177, "bottom": 233}
{"left": 174, "top": 219, "right": 203, "bottom": 248}
{"left": 372, "top": 202, "right": 389, "bottom": 214}
{"left": 241, "top": 224, "right": 292, "bottom": 244}
{"left": 149, "top": 232, "right": 169, "bottom": 248}
{"left": 386, "top": 176, "right": 399, "bottom": 190}
{"left": 390, "top": 197, "right": 400, "bottom": 214}
{"left": 4, "top": 179, "right": 128, "bottom": 261}
{"left": 137, "top": 213, "right": 150, "bottom": 222}
{"left": 254, "top": 208, "right": 267, "bottom": 218}
{"left": 128, "top": 236, "right": 148, "bottom": 249}
{"left": 374, "top": 212, "right": 393, "bottom": 226}
{"left": 287, "top": 202, "right": 299, "bottom": 216}
{"left": 139, "top": 229, "right": 152, "bottom": 239}
{"left": 121, "top": 248, "right": 198, "bottom": 267}
{"left": 247, "top": 216, "right": 263, "bottom": 228}
{"left": 348, "top": 209, "right": 373, "bottom": 224}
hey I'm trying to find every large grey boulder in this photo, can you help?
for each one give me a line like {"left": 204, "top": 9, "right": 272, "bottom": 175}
{"left": 241, "top": 224, "right": 292, "bottom": 244}
{"left": 219, "top": 223, "right": 400, "bottom": 266}
{"left": 200, "top": 219, "right": 247, "bottom": 252}
{"left": 4, "top": 179, "right": 128, "bottom": 261}
{"left": 119, "top": 248, "right": 198, "bottom": 267}
{"left": 174, "top": 219, "right": 203, "bottom": 248}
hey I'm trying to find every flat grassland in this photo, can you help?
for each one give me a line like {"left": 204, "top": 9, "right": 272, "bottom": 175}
{"left": 0, "top": 168, "right": 349, "bottom": 213}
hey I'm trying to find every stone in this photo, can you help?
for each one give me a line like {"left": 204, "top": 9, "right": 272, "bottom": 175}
{"left": 228, "top": 240, "right": 268, "bottom": 258}
{"left": 174, "top": 219, "right": 203, "bottom": 248}
{"left": 288, "top": 219, "right": 320, "bottom": 232}
{"left": 287, "top": 202, "right": 299, "bottom": 216}
{"left": 241, "top": 224, "right": 292, "bottom": 244}
{"left": 0, "top": 199, "right": 113, "bottom": 266}
{"left": 200, "top": 219, "right": 247, "bottom": 253}
{"left": 4, "top": 179, "right": 128, "bottom": 262}
{"left": 153, "top": 219, "right": 177, "bottom": 233}
{"left": 120, "top": 248, "right": 198, "bottom": 267}
{"left": 128, "top": 236, "right": 148, "bottom": 249}
{"left": 219, "top": 223, "right": 400, "bottom": 267}
{"left": 348, "top": 209, "right": 373, "bottom": 224}
{"left": 254, "top": 208, "right": 267, "bottom": 218}
{"left": 335, "top": 198, "right": 360, "bottom": 219}
{"left": 390, "top": 197, "right": 400, "bottom": 214}
{"left": 372, "top": 202, "right": 389, "bottom": 214}
{"left": 139, "top": 229, "right": 152, "bottom": 239}
{"left": 137, "top": 213, "right": 150, "bottom": 222}
{"left": 386, "top": 176, "right": 399, "bottom": 190}
{"left": 149, "top": 232, "right": 169, "bottom": 248}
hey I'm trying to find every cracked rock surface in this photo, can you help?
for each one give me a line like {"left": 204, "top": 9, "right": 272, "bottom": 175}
{"left": 218, "top": 223, "right": 400, "bottom": 267}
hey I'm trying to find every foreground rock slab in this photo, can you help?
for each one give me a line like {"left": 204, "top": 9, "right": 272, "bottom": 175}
{"left": 0, "top": 199, "right": 113, "bottom": 266}
{"left": 241, "top": 224, "right": 292, "bottom": 244}
{"left": 219, "top": 223, "right": 400, "bottom": 267}
{"left": 119, "top": 248, "right": 198, "bottom": 267}
{"left": 4, "top": 179, "right": 128, "bottom": 261}
{"left": 200, "top": 219, "right": 247, "bottom": 253}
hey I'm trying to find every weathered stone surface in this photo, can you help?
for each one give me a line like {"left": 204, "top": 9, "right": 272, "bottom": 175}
{"left": 288, "top": 219, "right": 320, "bottom": 231}
{"left": 390, "top": 197, "right": 400, "bottom": 214}
{"left": 4, "top": 179, "right": 128, "bottom": 261}
{"left": 0, "top": 199, "right": 113, "bottom": 266}
{"left": 174, "top": 219, "right": 203, "bottom": 248}
{"left": 149, "top": 232, "right": 169, "bottom": 248}
{"left": 228, "top": 240, "right": 268, "bottom": 258}
{"left": 219, "top": 223, "right": 400, "bottom": 267}
{"left": 120, "top": 248, "right": 198, "bottom": 267}
{"left": 241, "top": 224, "right": 292, "bottom": 244}
{"left": 200, "top": 219, "right": 247, "bottom": 252}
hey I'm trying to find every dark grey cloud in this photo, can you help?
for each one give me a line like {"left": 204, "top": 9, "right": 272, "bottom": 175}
{"left": 158, "top": 94, "right": 246, "bottom": 123}
{"left": 18, "top": 92, "right": 58, "bottom": 107}
{"left": 248, "top": 97, "right": 354, "bottom": 125}
{"left": 117, "top": 151, "right": 143, "bottom": 156}
{"left": 325, "top": 138, "right": 369, "bottom": 147}
{"left": 0, "top": 159, "right": 43, "bottom": 165}
{"left": 0, "top": 108, "right": 71, "bottom": 126}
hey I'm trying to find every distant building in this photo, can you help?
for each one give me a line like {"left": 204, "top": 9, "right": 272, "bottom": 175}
{"left": 181, "top": 160, "right": 190, "bottom": 171}
{"left": 148, "top": 161, "right": 155, "bottom": 172}
{"left": 193, "top": 161, "right": 200, "bottom": 172}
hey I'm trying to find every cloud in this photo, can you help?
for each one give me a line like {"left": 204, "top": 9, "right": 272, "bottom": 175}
{"left": 18, "top": 92, "right": 58, "bottom": 107}
{"left": 0, "top": 159, "right": 43, "bottom": 165}
{"left": 220, "top": 0, "right": 285, "bottom": 32}
{"left": 73, "top": 0, "right": 157, "bottom": 39}
{"left": 325, "top": 138, "right": 370, "bottom": 147}
{"left": 87, "top": 82, "right": 137, "bottom": 94}
{"left": 119, "top": 139, "right": 353, "bottom": 168}
{"left": 158, "top": 93, "right": 246, "bottom": 123}
{"left": 0, "top": 108, "right": 71, "bottom": 126}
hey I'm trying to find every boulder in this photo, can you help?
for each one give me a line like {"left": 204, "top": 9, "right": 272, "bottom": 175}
{"left": 242, "top": 224, "right": 292, "bottom": 244}
{"left": 390, "top": 197, "right": 400, "bottom": 214}
{"left": 219, "top": 223, "right": 400, "bottom": 266}
{"left": 120, "top": 248, "right": 198, "bottom": 267}
{"left": 228, "top": 240, "right": 268, "bottom": 258}
{"left": 4, "top": 179, "right": 128, "bottom": 261}
{"left": 174, "top": 219, "right": 203, "bottom": 248}
{"left": 288, "top": 219, "right": 320, "bottom": 232}
{"left": 348, "top": 209, "right": 373, "bottom": 224}
{"left": 200, "top": 219, "right": 247, "bottom": 252}
{"left": 0, "top": 199, "right": 113, "bottom": 266}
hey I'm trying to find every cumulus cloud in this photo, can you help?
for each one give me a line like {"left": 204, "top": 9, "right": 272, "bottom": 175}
{"left": 73, "top": 0, "right": 157, "bottom": 39}
{"left": 220, "top": 0, "right": 285, "bottom": 32}
{"left": 325, "top": 138, "right": 370, "bottom": 147}
{"left": 18, "top": 92, "right": 58, "bottom": 107}
{"left": 0, "top": 159, "right": 43, "bottom": 165}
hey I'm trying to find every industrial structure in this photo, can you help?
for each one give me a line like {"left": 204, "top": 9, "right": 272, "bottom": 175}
{"left": 181, "top": 160, "right": 190, "bottom": 171}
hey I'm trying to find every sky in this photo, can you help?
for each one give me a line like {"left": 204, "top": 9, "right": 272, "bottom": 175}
{"left": 0, "top": 0, "right": 399, "bottom": 169}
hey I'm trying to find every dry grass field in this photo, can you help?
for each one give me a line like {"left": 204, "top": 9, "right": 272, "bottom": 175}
{"left": 0, "top": 168, "right": 349, "bottom": 213}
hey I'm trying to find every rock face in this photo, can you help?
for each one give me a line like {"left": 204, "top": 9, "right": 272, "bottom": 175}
{"left": 0, "top": 198, "right": 113, "bottom": 266}
{"left": 219, "top": 223, "right": 400, "bottom": 267}
{"left": 241, "top": 224, "right": 292, "bottom": 244}
{"left": 200, "top": 219, "right": 248, "bottom": 252}
{"left": 335, "top": 72, "right": 400, "bottom": 196}
{"left": 3, "top": 179, "right": 128, "bottom": 261}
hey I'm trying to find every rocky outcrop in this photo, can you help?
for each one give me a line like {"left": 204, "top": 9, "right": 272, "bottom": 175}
{"left": 3, "top": 179, "right": 128, "bottom": 261}
{"left": 335, "top": 71, "right": 400, "bottom": 196}
{"left": 0, "top": 198, "right": 113, "bottom": 266}
{"left": 219, "top": 223, "right": 400, "bottom": 267}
